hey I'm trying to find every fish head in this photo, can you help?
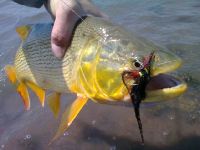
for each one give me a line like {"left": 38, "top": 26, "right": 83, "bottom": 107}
{"left": 91, "top": 19, "right": 187, "bottom": 103}
{"left": 122, "top": 48, "right": 187, "bottom": 103}
{"left": 119, "top": 42, "right": 187, "bottom": 144}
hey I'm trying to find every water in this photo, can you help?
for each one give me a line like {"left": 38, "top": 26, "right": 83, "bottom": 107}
{"left": 0, "top": 0, "right": 200, "bottom": 149}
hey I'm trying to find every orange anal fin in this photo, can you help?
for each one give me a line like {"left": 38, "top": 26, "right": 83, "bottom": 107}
{"left": 47, "top": 93, "right": 61, "bottom": 118}
{"left": 50, "top": 95, "right": 88, "bottom": 143}
{"left": 17, "top": 82, "right": 30, "bottom": 110}
{"left": 4, "top": 65, "right": 17, "bottom": 84}
{"left": 26, "top": 82, "right": 45, "bottom": 107}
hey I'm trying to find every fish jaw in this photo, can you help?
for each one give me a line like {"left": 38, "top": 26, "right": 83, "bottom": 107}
{"left": 150, "top": 50, "right": 182, "bottom": 76}
{"left": 144, "top": 50, "right": 187, "bottom": 102}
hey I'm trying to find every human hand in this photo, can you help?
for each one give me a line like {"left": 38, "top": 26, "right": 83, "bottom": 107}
{"left": 45, "top": 0, "right": 108, "bottom": 58}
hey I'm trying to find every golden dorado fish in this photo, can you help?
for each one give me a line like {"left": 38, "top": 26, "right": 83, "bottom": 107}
{"left": 5, "top": 16, "right": 187, "bottom": 142}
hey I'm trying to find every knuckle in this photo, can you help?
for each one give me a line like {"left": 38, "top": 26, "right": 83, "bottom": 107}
{"left": 52, "top": 33, "right": 67, "bottom": 47}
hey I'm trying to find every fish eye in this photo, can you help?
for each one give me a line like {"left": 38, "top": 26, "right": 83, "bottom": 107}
{"left": 134, "top": 61, "right": 141, "bottom": 68}
{"left": 133, "top": 59, "right": 143, "bottom": 69}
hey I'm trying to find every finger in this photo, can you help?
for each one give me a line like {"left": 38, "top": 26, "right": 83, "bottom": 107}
{"left": 51, "top": 2, "right": 81, "bottom": 58}
{"left": 51, "top": 7, "right": 70, "bottom": 58}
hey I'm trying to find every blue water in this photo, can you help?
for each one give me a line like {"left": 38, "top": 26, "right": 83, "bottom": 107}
{"left": 0, "top": 0, "right": 200, "bottom": 149}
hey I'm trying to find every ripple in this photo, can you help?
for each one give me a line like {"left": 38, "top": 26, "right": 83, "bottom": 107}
{"left": 0, "top": 144, "right": 5, "bottom": 149}
{"left": 24, "top": 134, "right": 32, "bottom": 141}
{"left": 87, "top": 137, "right": 91, "bottom": 141}
{"left": 63, "top": 132, "right": 69, "bottom": 136}
{"left": 168, "top": 114, "right": 175, "bottom": 120}
{"left": 162, "top": 131, "right": 169, "bottom": 136}
{"left": 110, "top": 145, "right": 117, "bottom": 150}
{"left": 92, "top": 120, "right": 96, "bottom": 125}
{"left": 0, "top": 14, "right": 18, "bottom": 26}
{"left": 112, "top": 136, "right": 116, "bottom": 141}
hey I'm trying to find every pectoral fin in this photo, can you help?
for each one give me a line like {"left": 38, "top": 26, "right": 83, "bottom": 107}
{"left": 47, "top": 93, "right": 61, "bottom": 118}
{"left": 4, "top": 65, "right": 17, "bottom": 84}
{"left": 51, "top": 95, "right": 88, "bottom": 143}
{"left": 17, "top": 82, "right": 30, "bottom": 110}
{"left": 26, "top": 82, "right": 45, "bottom": 107}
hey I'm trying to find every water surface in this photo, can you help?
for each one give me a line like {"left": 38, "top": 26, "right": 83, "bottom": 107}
{"left": 0, "top": 0, "right": 200, "bottom": 149}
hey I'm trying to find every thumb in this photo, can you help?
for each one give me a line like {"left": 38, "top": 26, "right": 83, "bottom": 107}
{"left": 51, "top": 4, "right": 80, "bottom": 58}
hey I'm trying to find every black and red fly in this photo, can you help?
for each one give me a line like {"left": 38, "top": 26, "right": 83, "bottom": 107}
{"left": 122, "top": 52, "right": 155, "bottom": 144}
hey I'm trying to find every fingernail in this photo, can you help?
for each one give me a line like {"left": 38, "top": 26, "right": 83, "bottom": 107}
{"left": 52, "top": 44, "right": 65, "bottom": 58}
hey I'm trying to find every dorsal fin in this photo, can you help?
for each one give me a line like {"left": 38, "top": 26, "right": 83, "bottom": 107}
{"left": 16, "top": 25, "right": 31, "bottom": 41}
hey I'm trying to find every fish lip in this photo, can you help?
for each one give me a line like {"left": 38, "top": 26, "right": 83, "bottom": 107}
{"left": 149, "top": 48, "right": 183, "bottom": 76}
{"left": 144, "top": 73, "right": 187, "bottom": 102}
{"left": 151, "top": 54, "right": 182, "bottom": 76}
{"left": 147, "top": 54, "right": 182, "bottom": 91}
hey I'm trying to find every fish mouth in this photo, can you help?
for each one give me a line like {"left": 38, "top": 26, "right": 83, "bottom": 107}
{"left": 144, "top": 51, "right": 187, "bottom": 102}
{"left": 145, "top": 74, "right": 187, "bottom": 102}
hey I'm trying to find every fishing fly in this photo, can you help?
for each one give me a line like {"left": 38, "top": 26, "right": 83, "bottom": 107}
{"left": 122, "top": 52, "right": 155, "bottom": 144}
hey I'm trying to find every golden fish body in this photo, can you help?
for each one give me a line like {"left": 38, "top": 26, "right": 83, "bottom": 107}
{"left": 5, "top": 16, "right": 187, "bottom": 142}
{"left": 15, "top": 17, "right": 185, "bottom": 103}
